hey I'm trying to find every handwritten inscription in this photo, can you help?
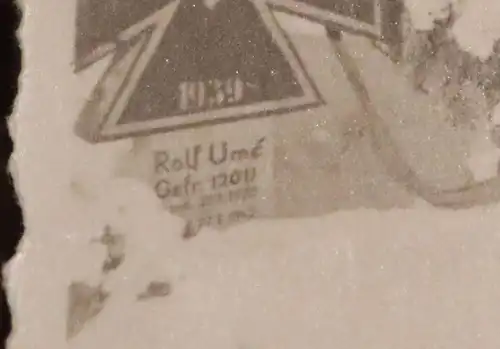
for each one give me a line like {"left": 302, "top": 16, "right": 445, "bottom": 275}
{"left": 154, "top": 167, "right": 257, "bottom": 200}
{"left": 152, "top": 136, "right": 269, "bottom": 233}
{"left": 178, "top": 76, "right": 245, "bottom": 111}
{"left": 186, "top": 209, "right": 256, "bottom": 234}
{"left": 212, "top": 167, "right": 257, "bottom": 189}
{"left": 154, "top": 137, "right": 264, "bottom": 174}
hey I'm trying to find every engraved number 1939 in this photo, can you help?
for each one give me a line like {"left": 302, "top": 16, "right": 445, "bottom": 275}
{"left": 178, "top": 76, "right": 245, "bottom": 111}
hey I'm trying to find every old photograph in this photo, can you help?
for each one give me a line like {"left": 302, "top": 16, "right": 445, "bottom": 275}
{"left": 6, "top": 0, "right": 500, "bottom": 348}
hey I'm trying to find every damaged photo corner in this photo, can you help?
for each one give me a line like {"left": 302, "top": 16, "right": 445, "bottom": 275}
{"left": 5, "top": 0, "right": 500, "bottom": 348}
{"left": 1, "top": 1, "right": 22, "bottom": 348}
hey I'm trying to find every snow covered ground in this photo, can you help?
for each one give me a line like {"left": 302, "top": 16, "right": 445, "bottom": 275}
{"left": 6, "top": 0, "right": 500, "bottom": 348}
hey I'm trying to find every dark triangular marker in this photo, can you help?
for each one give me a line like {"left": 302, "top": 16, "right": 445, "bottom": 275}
{"left": 66, "top": 282, "right": 109, "bottom": 340}
{"left": 75, "top": 0, "right": 324, "bottom": 143}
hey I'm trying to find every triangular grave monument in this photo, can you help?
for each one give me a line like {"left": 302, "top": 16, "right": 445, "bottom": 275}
{"left": 74, "top": 0, "right": 324, "bottom": 142}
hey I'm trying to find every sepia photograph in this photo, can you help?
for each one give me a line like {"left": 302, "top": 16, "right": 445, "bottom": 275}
{"left": 4, "top": 0, "right": 500, "bottom": 348}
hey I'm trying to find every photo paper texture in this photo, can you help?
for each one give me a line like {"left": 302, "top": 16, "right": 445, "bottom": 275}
{"left": 6, "top": 0, "right": 500, "bottom": 348}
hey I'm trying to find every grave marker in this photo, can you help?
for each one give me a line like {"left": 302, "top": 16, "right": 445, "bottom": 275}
{"left": 74, "top": 0, "right": 324, "bottom": 143}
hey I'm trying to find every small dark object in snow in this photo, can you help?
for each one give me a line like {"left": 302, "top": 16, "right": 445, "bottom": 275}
{"left": 102, "top": 255, "right": 124, "bottom": 274}
{"left": 66, "top": 282, "right": 109, "bottom": 340}
{"left": 92, "top": 225, "right": 126, "bottom": 273}
{"left": 182, "top": 221, "right": 200, "bottom": 240}
{"left": 137, "top": 281, "right": 172, "bottom": 301}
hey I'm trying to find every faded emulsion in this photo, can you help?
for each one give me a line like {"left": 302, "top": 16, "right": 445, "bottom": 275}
{"left": 71, "top": 0, "right": 500, "bottom": 242}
